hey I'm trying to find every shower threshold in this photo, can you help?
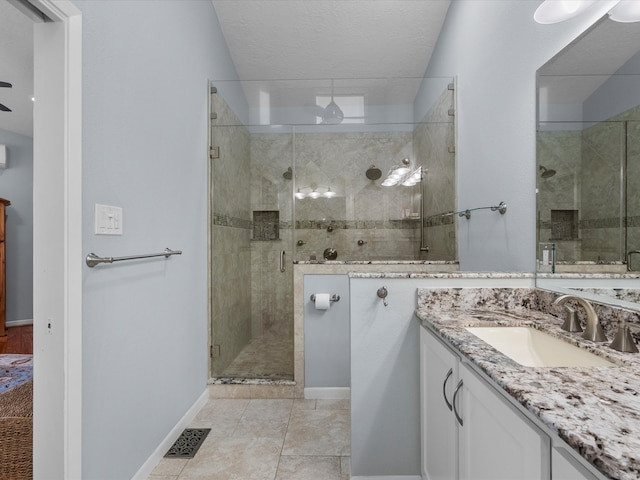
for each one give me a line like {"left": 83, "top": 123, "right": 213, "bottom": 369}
{"left": 208, "top": 377, "right": 296, "bottom": 385}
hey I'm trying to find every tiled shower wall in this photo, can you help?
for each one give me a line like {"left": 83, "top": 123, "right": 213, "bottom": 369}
{"left": 250, "top": 85, "right": 455, "bottom": 264}
{"left": 537, "top": 104, "right": 640, "bottom": 264}
{"left": 291, "top": 130, "right": 421, "bottom": 261}
{"left": 210, "top": 92, "right": 253, "bottom": 375}
{"left": 249, "top": 132, "right": 294, "bottom": 340}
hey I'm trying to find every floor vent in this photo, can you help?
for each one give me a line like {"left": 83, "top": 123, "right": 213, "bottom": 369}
{"left": 164, "top": 428, "right": 211, "bottom": 458}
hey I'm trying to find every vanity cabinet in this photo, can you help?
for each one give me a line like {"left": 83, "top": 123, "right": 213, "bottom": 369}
{"left": 420, "top": 324, "right": 459, "bottom": 479}
{"left": 552, "top": 447, "right": 600, "bottom": 480}
{"left": 420, "top": 326, "right": 549, "bottom": 480}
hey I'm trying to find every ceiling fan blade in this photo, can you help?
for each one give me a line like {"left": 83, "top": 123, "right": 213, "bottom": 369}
{"left": 0, "top": 82, "right": 12, "bottom": 88}
{"left": 0, "top": 103, "right": 12, "bottom": 112}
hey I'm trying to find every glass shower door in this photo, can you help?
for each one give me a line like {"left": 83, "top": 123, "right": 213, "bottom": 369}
{"left": 208, "top": 81, "right": 294, "bottom": 380}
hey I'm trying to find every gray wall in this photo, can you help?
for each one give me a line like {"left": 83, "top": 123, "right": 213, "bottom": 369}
{"left": 0, "top": 129, "right": 33, "bottom": 323}
{"left": 304, "top": 274, "right": 350, "bottom": 388}
{"left": 76, "top": 1, "right": 238, "bottom": 478}
{"left": 420, "top": 0, "right": 616, "bottom": 272}
{"left": 350, "top": 277, "right": 421, "bottom": 477}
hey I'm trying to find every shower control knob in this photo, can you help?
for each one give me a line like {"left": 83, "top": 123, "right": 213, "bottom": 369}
{"left": 323, "top": 248, "right": 338, "bottom": 260}
{"left": 357, "top": 239, "right": 367, "bottom": 246}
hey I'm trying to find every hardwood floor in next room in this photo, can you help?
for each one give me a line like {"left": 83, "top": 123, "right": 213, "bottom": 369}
{"left": 0, "top": 324, "right": 33, "bottom": 354}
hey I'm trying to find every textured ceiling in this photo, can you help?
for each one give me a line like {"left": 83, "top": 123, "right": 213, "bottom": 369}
{"left": 211, "top": 0, "right": 452, "bottom": 81}
{"left": 211, "top": 0, "right": 452, "bottom": 110}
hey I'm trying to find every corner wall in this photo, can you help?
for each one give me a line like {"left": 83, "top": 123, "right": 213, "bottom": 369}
{"left": 76, "top": 1, "right": 239, "bottom": 478}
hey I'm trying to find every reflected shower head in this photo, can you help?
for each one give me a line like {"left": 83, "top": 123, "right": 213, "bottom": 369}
{"left": 366, "top": 165, "right": 382, "bottom": 181}
{"left": 539, "top": 165, "right": 556, "bottom": 178}
{"left": 283, "top": 167, "right": 293, "bottom": 180}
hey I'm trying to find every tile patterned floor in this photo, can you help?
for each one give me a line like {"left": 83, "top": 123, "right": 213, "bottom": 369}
{"left": 148, "top": 398, "right": 350, "bottom": 480}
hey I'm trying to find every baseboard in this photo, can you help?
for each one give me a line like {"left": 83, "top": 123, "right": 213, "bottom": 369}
{"left": 304, "top": 387, "right": 350, "bottom": 399}
{"left": 6, "top": 319, "right": 33, "bottom": 327}
{"left": 132, "top": 388, "right": 209, "bottom": 480}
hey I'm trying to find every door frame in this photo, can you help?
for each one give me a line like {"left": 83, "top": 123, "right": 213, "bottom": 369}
{"left": 31, "top": 0, "right": 82, "bottom": 477}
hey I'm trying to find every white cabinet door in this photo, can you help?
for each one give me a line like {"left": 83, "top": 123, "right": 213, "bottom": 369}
{"left": 458, "top": 363, "right": 549, "bottom": 480}
{"left": 552, "top": 447, "right": 600, "bottom": 480}
{"left": 420, "top": 327, "right": 459, "bottom": 480}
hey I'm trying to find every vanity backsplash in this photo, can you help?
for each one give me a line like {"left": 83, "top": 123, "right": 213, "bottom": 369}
{"left": 417, "top": 287, "right": 640, "bottom": 342}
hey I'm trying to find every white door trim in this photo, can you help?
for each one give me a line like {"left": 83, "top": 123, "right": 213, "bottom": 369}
{"left": 31, "top": 0, "right": 82, "bottom": 478}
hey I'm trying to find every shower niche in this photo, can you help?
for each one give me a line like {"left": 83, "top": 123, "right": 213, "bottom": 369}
{"left": 253, "top": 210, "right": 280, "bottom": 241}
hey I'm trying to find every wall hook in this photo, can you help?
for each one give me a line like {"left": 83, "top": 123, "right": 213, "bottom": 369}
{"left": 377, "top": 286, "right": 389, "bottom": 307}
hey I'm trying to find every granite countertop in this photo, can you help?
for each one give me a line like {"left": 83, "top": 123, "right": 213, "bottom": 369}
{"left": 416, "top": 306, "right": 640, "bottom": 480}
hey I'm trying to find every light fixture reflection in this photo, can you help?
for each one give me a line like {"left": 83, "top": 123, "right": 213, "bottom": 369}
{"left": 609, "top": 0, "right": 640, "bottom": 22}
{"left": 533, "top": 0, "right": 597, "bottom": 24}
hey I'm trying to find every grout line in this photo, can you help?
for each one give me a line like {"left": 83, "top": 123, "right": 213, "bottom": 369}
{"left": 273, "top": 399, "right": 295, "bottom": 479}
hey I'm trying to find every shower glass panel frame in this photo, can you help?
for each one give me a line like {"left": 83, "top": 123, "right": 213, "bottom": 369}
{"left": 208, "top": 77, "right": 456, "bottom": 381}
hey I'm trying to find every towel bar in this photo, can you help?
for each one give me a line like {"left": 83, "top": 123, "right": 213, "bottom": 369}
{"left": 86, "top": 248, "right": 182, "bottom": 268}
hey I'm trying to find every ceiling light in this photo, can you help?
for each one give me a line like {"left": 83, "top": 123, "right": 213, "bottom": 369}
{"left": 295, "top": 188, "right": 306, "bottom": 199}
{"left": 308, "top": 189, "right": 321, "bottom": 199}
{"left": 322, "top": 99, "right": 344, "bottom": 125}
{"left": 401, "top": 167, "right": 422, "bottom": 186}
{"left": 382, "top": 158, "right": 419, "bottom": 187}
{"left": 534, "top": 0, "right": 598, "bottom": 24}
{"left": 609, "top": 0, "right": 640, "bottom": 22}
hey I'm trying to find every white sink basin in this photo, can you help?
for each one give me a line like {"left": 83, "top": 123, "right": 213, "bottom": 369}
{"left": 465, "top": 326, "right": 615, "bottom": 367}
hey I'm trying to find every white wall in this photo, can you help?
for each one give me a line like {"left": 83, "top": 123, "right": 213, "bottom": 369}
{"left": 75, "top": 1, "right": 239, "bottom": 478}
{"left": 0, "top": 129, "right": 33, "bottom": 323}
{"left": 422, "top": 0, "right": 619, "bottom": 272}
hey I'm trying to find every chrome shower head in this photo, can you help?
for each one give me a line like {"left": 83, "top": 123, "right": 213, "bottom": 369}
{"left": 366, "top": 165, "right": 382, "bottom": 181}
{"left": 283, "top": 167, "right": 293, "bottom": 180}
{"left": 540, "top": 165, "right": 556, "bottom": 178}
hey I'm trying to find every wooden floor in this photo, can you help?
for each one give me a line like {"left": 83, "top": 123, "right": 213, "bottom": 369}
{"left": 0, "top": 324, "right": 33, "bottom": 354}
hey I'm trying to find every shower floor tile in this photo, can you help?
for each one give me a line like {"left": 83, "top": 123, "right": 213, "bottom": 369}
{"left": 218, "top": 332, "right": 293, "bottom": 380}
{"left": 147, "top": 398, "right": 351, "bottom": 480}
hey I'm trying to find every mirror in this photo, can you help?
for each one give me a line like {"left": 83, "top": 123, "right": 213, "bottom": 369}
{"left": 536, "top": 16, "right": 640, "bottom": 309}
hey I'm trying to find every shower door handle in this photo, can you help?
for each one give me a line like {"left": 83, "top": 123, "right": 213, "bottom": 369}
{"left": 280, "top": 250, "right": 286, "bottom": 272}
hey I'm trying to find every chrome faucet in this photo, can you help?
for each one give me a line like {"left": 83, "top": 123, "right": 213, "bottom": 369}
{"left": 552, "top": 295, "right": 607, "bottom": 342}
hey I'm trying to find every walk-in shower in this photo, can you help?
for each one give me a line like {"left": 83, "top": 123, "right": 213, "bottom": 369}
{"left": 208, "top": 77, "right": 456, "bottom": 381}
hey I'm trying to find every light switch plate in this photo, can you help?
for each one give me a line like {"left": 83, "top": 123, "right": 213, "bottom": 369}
{"left": 95, "top": 204, "right": 123, "bottom": 235}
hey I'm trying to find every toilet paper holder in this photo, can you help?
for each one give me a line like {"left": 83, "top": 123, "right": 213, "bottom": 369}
{"left": 310, "top": 294, "right": 341, "bottom": 303}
